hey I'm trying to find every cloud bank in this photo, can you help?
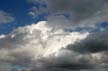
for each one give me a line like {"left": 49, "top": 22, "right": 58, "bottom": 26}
{"left": 0, "top": 21, "right": 108, "bottom": 71}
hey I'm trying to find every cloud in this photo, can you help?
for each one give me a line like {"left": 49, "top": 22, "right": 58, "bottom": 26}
{"left": 66, "top": 32, "right": 108, "bottom": 69}
{"left": 0, "top": 62, "right": 12, "bottom": 71}
{"left": 46, "top": 15, "right": 72, "bottom": 29}
{"left": 27, "top": 0, "right": 45, "bottom": 4}
{"left": 27, "top": 0, "right": 108, "bottom": 28}
{"left": 67, "top": 32, "right": 108, "bottom": 53}
{"left": 0, "top": 21, "right": 108, "bottom": 71}
{"left": 45, "top": 0, "right": 108, "bottom": 24}
{"left": 0, "top": 35, "right": 5, "bottom": 39}
{"left": 0, "top": 11, "right": 14, "bottom": 24}
{"left": 28, "top": 6, "right": 48, "bottom": 19}
{"left": 0, "top": 0, "right": 107, "bottom": 71}
{"left": 0, "top": 21, "right": 92, "bottom": 71}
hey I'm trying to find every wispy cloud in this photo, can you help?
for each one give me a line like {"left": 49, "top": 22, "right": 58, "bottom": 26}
{"left": 0, "top": 10, "right": 15, "bottom": 24}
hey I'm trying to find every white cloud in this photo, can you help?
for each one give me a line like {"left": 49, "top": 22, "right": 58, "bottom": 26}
{"left": 0, "top": 11, "right": 14, "bottom": 24}
{"left": 0, "top": 21, "right": 92, "bottom": 71}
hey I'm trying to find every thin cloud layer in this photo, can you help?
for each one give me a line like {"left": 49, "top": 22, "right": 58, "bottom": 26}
{"left": 0, "top": 11, "right": 14, "bottom": 24}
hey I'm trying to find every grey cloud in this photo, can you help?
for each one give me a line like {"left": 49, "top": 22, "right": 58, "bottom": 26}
{"left": 28, "top": 0, "right": 108, "bottom": 27}
{"left": 65, "top": 32, "right": 108, "bottom": 69}
{"left": 31, "top": 49, "right": 95, "bottom": 71}
{"left": 47, "top": 15, "right": 71, "bottom": 29}
{"left": 46, "top": 0, "right": 108, "bottom": 23}
{"left": 0, "top": 62, "right": 12, "bottom": 71}
{"left": 67, "top": 32, "right": 108, "bottom": 53}
{"left": 47, "top": 63, "right": 93, "bottom": 70}
{"left": 0, "top": 11, "right": 14, "bottom": 24}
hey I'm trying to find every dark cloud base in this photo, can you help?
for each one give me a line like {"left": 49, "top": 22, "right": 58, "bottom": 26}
{"left": 67, "top": 32, "right": 108, "bottom": 53}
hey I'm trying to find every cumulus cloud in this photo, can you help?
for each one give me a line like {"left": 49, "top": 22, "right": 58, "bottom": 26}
{"left": 0, "top": 11, "right": 14, "bottom": 24}
{"left": 0, "top": 21, "right": 92, "bottom": 71}
{"left": 0, "top": 21, "right": 108, "bottom": 71}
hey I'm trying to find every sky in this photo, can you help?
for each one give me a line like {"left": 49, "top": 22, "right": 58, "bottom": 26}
{"left": 0, "top": 0, "right": 48, "bottom": 34}
{"left": 0, "top": 0, "right": 108, "bottom": 71}
{"left": 0, "top": 0, "right": 108, "bottom": 34}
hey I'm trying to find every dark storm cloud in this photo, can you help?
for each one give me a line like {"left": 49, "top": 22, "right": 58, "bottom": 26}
{"left": 45, "top": 63, "right": 93, "bottom": 70}
{"left": 67, "top": 32, "right": 108, "bottom": 53}
{"left": 31, "top": 52, "right": 94, "bottom": 71}
{"left": 46, "top": 0, "right": 108, "bottom": 22}
{"left": 28, "top": 0, "right": 108, "bottom": 27}
{"left": 63, "top": 32, "right": 108, "bottom": 70}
